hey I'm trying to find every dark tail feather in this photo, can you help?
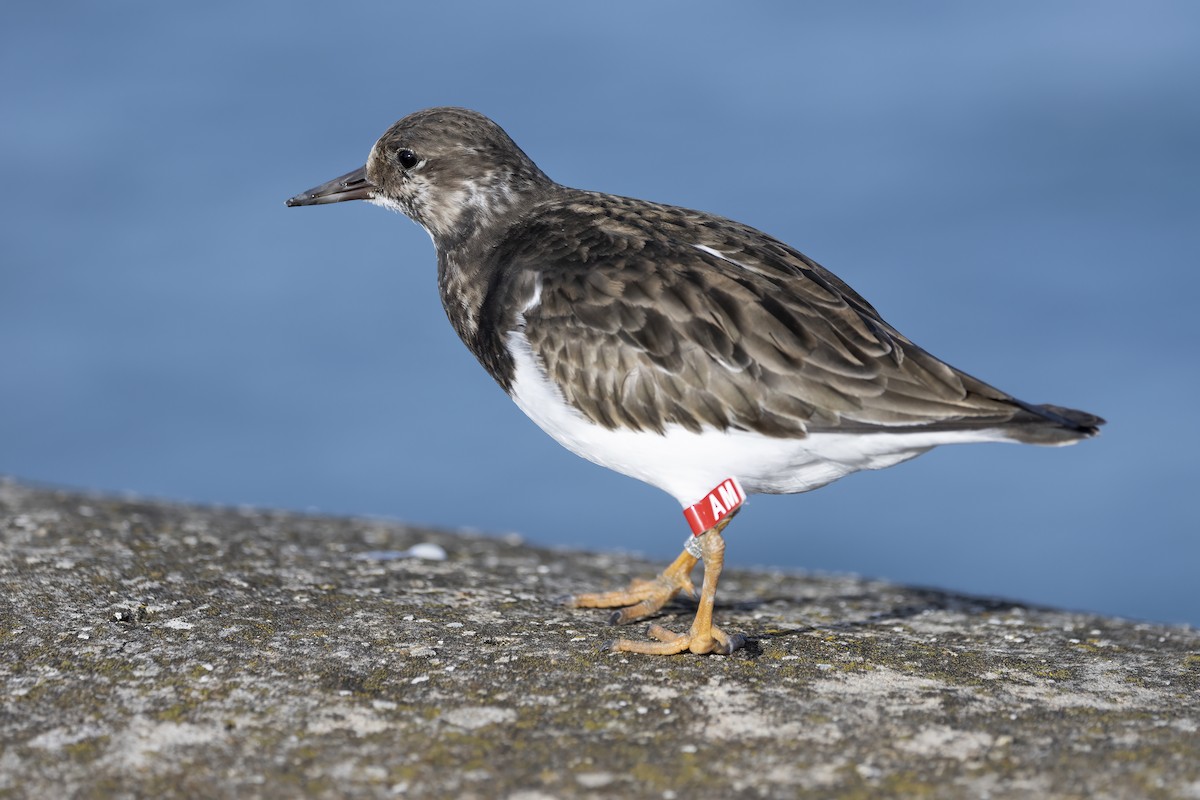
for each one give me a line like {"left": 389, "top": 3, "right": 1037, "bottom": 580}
{"left": 1036, "top": 403, "right": 1106, "bottom": 432}
{"left": 1003, "top": 400, "right": 1106, "bottom": 445}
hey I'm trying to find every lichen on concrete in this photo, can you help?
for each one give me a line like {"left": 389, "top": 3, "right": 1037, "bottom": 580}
{"left": 1, "top": 478, "right": 1197, "bottom": 799}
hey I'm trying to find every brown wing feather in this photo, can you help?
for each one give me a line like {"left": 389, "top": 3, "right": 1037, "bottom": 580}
{"left": 484, "top": 190, "right": 1069, "bottom": 438}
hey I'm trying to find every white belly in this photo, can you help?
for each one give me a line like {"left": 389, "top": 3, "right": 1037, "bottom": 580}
{"left": 506, "top": 331, "right": 1011, "bottom": 508}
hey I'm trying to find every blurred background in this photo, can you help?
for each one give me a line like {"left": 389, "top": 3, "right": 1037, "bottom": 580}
{"left": 2, "top": 3, "right": 1196, "bottom": 626}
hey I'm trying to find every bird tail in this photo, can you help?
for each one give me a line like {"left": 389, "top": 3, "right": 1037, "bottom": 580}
{"left": 1000, "top": 400, "right": 1106, "bottom": 445}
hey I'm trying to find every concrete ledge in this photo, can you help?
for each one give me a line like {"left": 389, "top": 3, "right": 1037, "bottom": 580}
{"left": 1, "top": 478, "right": 1197, "bottom": 799}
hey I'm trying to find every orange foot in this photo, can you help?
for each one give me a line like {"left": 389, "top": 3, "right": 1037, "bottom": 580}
{"left": 566, "top": 518, "right": 747, "bottom": 656}
{"left": 610, "top": 619, "right": 747, "bottom": 656}
{"left": 565, "top": 547, "right": 698, "bottom": 624}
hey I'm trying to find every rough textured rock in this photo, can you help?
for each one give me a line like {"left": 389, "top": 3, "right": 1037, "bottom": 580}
{"left": 1, "top": 478, "right": 1197, "bottom": 799}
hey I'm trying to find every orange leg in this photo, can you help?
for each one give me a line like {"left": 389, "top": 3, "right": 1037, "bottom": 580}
{"left": 567, "top": 516, "right": 747, "bottom": 656}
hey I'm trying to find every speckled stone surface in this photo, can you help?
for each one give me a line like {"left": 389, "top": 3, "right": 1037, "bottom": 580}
{"left": 1, "top": 478, "right": 1197, "bottom": 799}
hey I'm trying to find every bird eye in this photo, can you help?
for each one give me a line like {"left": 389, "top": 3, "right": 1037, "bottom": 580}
{"left": 397, "top": 149, "right": 419, "bottom": 169}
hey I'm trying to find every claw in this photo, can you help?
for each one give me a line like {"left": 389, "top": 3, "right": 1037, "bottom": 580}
{"left": 714, "top": 632, "right": 747, "bottom": 656}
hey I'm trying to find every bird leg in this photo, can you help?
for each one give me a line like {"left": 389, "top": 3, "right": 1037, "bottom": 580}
{"left": 565, "top": 548, "right": 699, "bottom": 625}
{"left": 567, "top": 516, "right": 747, "bottom": 655}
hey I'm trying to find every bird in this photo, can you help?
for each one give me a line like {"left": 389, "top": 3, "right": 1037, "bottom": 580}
{"left": 286, "top": 107, "right": 1104, "bottom": 656}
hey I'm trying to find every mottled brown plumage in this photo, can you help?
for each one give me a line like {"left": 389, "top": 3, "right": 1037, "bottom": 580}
{"left": 290, "top": 107, "right": 1098, "bottom": 445}
{"left": 480, "top": 192, "right": 1101, "bottom": 443}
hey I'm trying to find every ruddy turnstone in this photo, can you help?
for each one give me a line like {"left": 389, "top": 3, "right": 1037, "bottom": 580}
{"left": 287, "top": 107, "right": 1103, "bottom": 656}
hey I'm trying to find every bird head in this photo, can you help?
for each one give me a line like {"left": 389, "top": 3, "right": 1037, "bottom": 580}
{"left": 287, "top": 107, "right": 551, "bottom": 247}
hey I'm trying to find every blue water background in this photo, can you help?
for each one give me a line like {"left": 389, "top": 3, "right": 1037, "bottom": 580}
{"left": 3, "top": 3, "right": 1197, "bottom": 625}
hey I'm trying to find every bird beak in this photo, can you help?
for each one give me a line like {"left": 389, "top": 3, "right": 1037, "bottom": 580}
{"left": 285, "top": 166, "right": 375, "bottom": 207}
